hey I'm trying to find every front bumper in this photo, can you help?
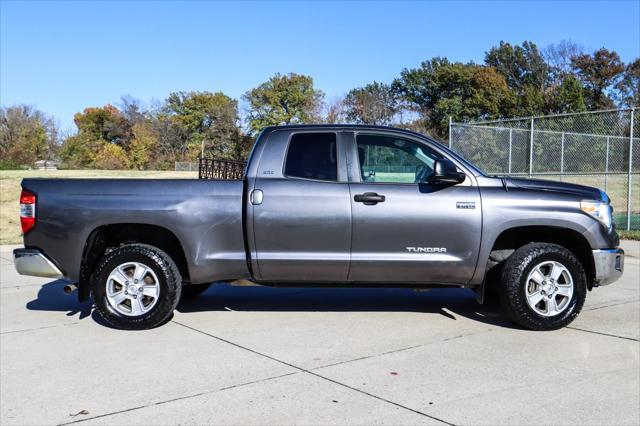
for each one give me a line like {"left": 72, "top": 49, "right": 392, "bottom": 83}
{"left": 592, "top": 248, "right": 624, "bottom": 286}
{"left": 13, "top": 249, "right": 64, "bottom": 279}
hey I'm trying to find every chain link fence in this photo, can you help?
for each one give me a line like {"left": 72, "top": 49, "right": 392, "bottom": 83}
{"left": 174, "top": 161, "right": 199, "bottom": 172}
{"left": 450, "top": 108, "right": 639, "bottom": 230}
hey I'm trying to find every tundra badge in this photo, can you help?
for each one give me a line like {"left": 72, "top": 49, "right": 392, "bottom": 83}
{"left": 406, "top": 247, "right": 447, "bottom": 253}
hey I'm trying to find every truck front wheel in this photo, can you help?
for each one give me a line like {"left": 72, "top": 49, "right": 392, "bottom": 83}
{"left": 500, "top": 243, "right": 587, "bottom": 331}
{"left": 92, "top": 244, "right": 182, "bottom": 330}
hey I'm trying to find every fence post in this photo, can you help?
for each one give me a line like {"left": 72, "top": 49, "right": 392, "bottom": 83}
{"left": 448, "top": 116, "right": 452, "bottom": 149}
{"left": 604, "top": 136, "right": 610, "bottom": 193}
{"left": 529, "top": 118, "right": 534, "bottom": 178}
{"left": 508, "top": 128, "right": 513, "bottom": 174}
{"left": 627, "top": 108, "right": 635, "bottom": 231}
{"left": 560, "top": 132, "right": 565, "bottom": 182}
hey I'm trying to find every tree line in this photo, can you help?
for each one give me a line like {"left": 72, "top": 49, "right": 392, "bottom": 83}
{"left": 1, "top": 40, "right": 638, "bottom": 170}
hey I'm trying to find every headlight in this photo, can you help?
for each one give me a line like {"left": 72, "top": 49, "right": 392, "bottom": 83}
{"left": 581, "top": 200, "right": 612, "bottom": 229}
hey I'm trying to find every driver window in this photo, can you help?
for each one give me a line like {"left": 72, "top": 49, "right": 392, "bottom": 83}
{"left": 356, "top": 134, "right": 442, "bottom": 184}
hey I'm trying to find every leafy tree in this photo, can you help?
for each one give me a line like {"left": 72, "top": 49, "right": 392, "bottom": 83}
{"left": 468, "top": 66, "right": 516, "bottom": 117}
{"left": 164, "top": 91, "right": 242, "bottom": 159}
{"left": 233, "top": 134, "right": 256, "bottom": 161}
{"left": 60, "top": 104, "right": 130, "bottom": 168}
{"left": 548, "top": 74, "right": 587, "bottom": 113}
{"left": 615, "top": 58, "right": 640, "bottom": 108}
{"left": 243, "top": 73, "right": 324, "bottom": 135}
{"left": 73, "top": 104, "right": 131, "bottom": 147}
{"left": 59, "top": 133, "right": 96, "bottom": 168}
{"left": 393, "top": 58, "right": 512, "bottom": 137}
{"left": 572, "top": 48, "right": 625, "bottom": 109}
{"left": 129, "top": 122, "right": 158, "bottom": 170}
{"left": 93, "top": 143, "right": 129, "bottom": 170}
{"left": 343, "top": 82, "right": 399, "bottom": 125}
{"left": 485, "top": 41, "right": 550, "bottom": 116}
{"left": 485, "top": 41, "right": 549, "bottom": 91}
{"left": 0, "top": 105, "right": 56, "bottom": 168}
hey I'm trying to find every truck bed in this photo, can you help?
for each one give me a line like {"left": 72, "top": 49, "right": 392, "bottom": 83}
{"left": 22, "top": 178, "right": 250, "bottom": 284}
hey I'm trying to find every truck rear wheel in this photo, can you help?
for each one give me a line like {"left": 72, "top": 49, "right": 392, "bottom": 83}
{"left": 500, "top": 243, "right": 586, "bottom": 331}
{"left": 92, "top": 244, "right": 182, "bottom": 330}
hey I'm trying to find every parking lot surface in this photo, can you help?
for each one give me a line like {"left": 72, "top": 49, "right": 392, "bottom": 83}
{"left": 1, "top": 242, "right": 638, "bottom": 425}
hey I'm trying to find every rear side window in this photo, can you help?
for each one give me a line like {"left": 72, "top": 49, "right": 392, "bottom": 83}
{"left": 284, "top": 133, "right": 338, "bottom": 181}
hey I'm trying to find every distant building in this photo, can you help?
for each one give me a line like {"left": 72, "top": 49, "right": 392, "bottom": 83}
{"left": 34, "top": 160, "right": 59, "bottom": 170}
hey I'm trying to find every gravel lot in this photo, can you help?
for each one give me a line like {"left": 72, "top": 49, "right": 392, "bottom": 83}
{"left": 1, "top": 242, "right": 638, "bottom": 425}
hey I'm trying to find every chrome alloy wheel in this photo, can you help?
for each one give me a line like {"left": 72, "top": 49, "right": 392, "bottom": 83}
{"left": 525, "top": 261, "right": 574, "bottom": 317}
{"left": 105, "top": 262, "right": 160, "bottom": 316}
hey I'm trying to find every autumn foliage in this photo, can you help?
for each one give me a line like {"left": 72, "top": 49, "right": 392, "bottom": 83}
{"left": 1, "top": 41, "right": 638, "bottom": 170}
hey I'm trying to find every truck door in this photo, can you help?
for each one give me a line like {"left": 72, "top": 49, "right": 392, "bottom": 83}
{"left": 250, "top": 131, "right": 351, "bottom": 282}
{"left": 347, "top": 132, "right": 482, "bottom": 284}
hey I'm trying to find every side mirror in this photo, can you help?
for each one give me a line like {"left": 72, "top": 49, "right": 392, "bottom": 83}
{"left": 431, "top": 159, "right": 466, "bottom": 184}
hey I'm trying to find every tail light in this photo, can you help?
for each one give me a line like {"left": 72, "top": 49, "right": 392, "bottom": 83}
{"left": 20, "top": 190, "right": 36, "bottom": 234}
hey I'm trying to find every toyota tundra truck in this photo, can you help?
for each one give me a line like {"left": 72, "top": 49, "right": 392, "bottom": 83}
{"left": 13, "top": 125, "right": 624, "bottom": 330}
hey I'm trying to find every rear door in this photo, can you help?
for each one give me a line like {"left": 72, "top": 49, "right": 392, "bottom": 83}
{"left": 347, "top": 132, "right": 482, "bottom": 284}
{"left": 251, "top": 131, "right": 352, "bottom": 282}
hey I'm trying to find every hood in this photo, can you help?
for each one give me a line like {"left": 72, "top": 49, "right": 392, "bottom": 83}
{"left": 506, "top": 177, "right": 604, "bottom": 201}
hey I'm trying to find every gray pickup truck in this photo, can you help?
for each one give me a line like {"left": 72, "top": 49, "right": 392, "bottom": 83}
{"left": 14, "top": 125, "right": 624, "bottom": 330}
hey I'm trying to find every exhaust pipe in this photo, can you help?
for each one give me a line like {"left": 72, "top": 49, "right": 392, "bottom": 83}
{"left": 63, "top": 284, "right": 78, "bottom": 295}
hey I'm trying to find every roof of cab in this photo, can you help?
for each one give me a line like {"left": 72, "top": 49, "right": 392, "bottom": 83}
{"left": 261, "top": 124, "right": 440, "bottom": 143}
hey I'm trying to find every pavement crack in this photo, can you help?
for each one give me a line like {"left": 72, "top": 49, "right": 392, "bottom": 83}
{"left": 1, "top": 322, "right": 79, "bottom": 335}
{"left": 172, "top": 320, "right": 456, "bottom": 426}
{"left": 57, "top": 371, "right": 300, "bottom": 426}
{"left": 312, "top": 331, "right": 484, "bottom": 371}
{"left": 583, "top": 298, "right": 640, "bottom": 312}
{"left": 566, "top": 326, "right": 638, "bottom": 341}
{"left": 218, "top": 371, "right": 299, "bottom": 391}
{"left": 58, "top": 321, "right": 467, "bottom": 426}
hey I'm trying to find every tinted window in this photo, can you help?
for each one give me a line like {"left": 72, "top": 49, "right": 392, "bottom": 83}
{"left": 285, "top": 133, "right": 338, "bottom": 181}
{"left": 356, "top": 134, "right": 442, "bottom": 183}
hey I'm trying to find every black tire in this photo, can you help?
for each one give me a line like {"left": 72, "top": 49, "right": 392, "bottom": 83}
{"left": 500, "top": 243, "right": 586, "bottom": 331}
{"left": 92, "top": 244, "right": 182, "bottom": 330}
{"left": 181, "top": 283, "right": 212, "bottom": 298}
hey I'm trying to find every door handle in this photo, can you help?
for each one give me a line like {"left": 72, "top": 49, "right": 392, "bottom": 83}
{"left": 354, "top": 192, "right": 385, "bottom": 205}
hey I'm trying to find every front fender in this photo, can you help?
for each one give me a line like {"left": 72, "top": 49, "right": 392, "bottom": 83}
{"left": 471, "top": 188, "right": 607, "bottom": 285}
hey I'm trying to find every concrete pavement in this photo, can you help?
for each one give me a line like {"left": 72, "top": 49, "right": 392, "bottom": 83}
{"left": 1, "top": 242, "right": 638, "bottom": 425}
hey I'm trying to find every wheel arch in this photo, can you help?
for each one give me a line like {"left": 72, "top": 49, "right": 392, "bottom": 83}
{"left": 487, "top": 225, "right": 595, "bottom": 290}
{"left": 78, "top": 223, "right": 190, "bottom": 301}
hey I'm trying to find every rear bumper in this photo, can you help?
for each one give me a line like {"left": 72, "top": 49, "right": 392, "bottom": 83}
{"left": 592, "top": 248, "right": 624, "bottom": 286}
{"left": 13, "top": 249, "right": 64, "bottom": 279}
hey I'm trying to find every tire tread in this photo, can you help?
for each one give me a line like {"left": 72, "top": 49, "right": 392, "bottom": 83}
{"left": 92, "top": 243, "right": 182, "bottom": 330}
{"left": 500, "top": 242, "right": 587, "bottom": 331}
